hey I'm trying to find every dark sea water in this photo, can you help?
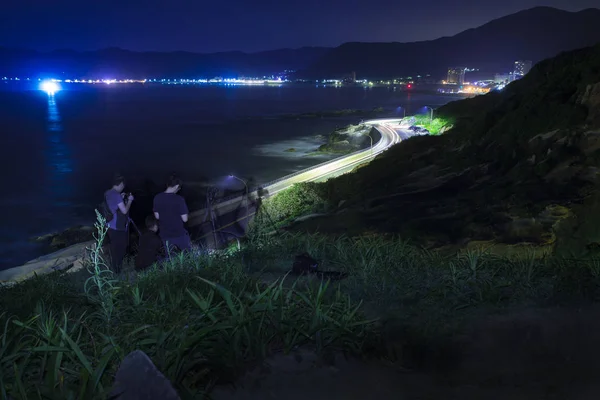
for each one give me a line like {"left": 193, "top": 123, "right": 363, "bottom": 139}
{"left": 0, "top": 82, "right": 461, "bottom": 269}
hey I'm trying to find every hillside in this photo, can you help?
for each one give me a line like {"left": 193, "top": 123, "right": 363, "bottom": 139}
{"left": 0, "top": 46, "right": 330, "bottom": 79}
{"left": 4, "top": 44, "right": 600, "bottom": 398}
{"left": 302, "top": 7, "right": 600, "bottom": 79}
{"left": 267, "top": 43, "right": 600, "bottom": 257}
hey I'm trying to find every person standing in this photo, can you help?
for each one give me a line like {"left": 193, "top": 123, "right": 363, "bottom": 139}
{"left": 135, "top": 215, "right": 165, "bottom": 271}
{"left": 153, "top": 174, "right": 191, "bottom": 253}
{"left": 105, "top": 174, "right": 134, "bottom": 273}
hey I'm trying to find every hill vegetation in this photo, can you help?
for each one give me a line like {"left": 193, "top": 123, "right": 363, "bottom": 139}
{"left": 259, "top": 43, "right": 600, "bottom": 258}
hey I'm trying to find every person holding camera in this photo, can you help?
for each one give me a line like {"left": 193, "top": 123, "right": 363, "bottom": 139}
{"left": 153, "top": 174, "right": 191, "bottom": 253}
{"left": 104, "top": 174, "right": 134, "bottom": 273}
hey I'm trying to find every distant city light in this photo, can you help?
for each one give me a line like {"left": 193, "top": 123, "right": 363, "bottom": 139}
{"left": 3, "top": 75, "right": 298, "bottom": 89}
{"left": 40, "top": 81, "right": 60, "bottom": 94}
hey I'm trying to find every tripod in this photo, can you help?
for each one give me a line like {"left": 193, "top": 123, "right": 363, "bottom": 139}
{"left": 128, "top": 217, "right": 141, "bottom": 236}
{"left": 203, "top": 186, "right": 225, "bottom": 250}
{"left": 252, "top": 187, "right": 278, "bottom": 235}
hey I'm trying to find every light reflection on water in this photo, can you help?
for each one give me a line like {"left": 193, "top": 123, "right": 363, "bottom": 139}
{"left": 46, "top": 93, "right": 74, "bottom": 203}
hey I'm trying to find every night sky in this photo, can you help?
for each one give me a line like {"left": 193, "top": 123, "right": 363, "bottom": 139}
{"left": 1, "top": 0, "right": 597, "bottom": 53}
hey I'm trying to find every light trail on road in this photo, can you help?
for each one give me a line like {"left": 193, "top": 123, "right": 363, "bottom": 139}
{"left": 188, "top": 118, "right": 413, "bottom": 227}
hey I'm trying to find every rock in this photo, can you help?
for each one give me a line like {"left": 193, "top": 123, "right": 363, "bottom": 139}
{"left": 538, "top": 205, "right": 570, "bottom": 225}
{"left": 110, "top": 350, "right": 180, "bottom": 400}
{"left": 578, "top": 166, "right": 600, "bottom": 183}
{"left": 32, "top": 225, "right": 95, "bottom": 250}
{"left": 502, "top": 218, "right": 545, "bottom": 244}
{"left": 577, "top": 82, "right": 600, "bottom": 124}
{"left": 579, "top": 130, "right": 600, "bottom": 155}
{"left": 0, "top": 241, "right": 94, "bottom": 283}
{"left": 529, "top": 129, "right": 560, "bottom": 144}
{"left": 284, "top": 148, "right": 297, "bottom": 152}
{"left": 543, "top": 160, "right": 581, "bottom": 184}
{"left": 439, "top": 124, "right": 454, "bottom": 134}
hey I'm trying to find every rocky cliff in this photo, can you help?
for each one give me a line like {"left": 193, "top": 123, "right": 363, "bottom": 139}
{"left": 285, "top": 44, "right": 600, "bottom": 258}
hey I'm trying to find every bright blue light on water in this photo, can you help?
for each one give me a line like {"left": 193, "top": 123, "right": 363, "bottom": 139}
{"left": 40, "top": 81, "right": 61, "bottom": 94}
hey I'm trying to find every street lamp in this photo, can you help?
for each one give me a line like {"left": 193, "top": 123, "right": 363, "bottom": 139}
{"left": 424, "top": 106, "right": 434, "bottom": 124}
{"left": 397, "top": 106, "right": 406, "bottom": 118}
{"left": 229, "top": 174, "right": 248, "bottom": 209}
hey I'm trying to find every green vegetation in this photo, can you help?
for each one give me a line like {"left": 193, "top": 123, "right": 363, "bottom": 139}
{"left": 0, "top": 215, "right": 374, "bottom": 398}
{"left": 411, "top": 114, "right": 453, "bottom": 135}
{"left": 251, "top": 182, "right": 331, "bottom": 233}
{"left": 5, "top": 215, "right": 600, "bottom": 397}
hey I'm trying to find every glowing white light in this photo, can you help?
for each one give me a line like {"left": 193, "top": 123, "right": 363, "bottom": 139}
{"left": 40, "top": 81, "right": 60, "bottom": 94}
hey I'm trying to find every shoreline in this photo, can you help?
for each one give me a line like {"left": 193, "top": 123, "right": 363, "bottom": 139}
{"left": 0, "top": 95, "right": 449, "bottom": 274}
{"left": 0, "top": 148, "right": 347, "bottom": 282}
{"left": 0, "top": 240, "right": 93, "bottom": 284}
{"left": 0, "top": 117, "right": 387, "bottom": 283}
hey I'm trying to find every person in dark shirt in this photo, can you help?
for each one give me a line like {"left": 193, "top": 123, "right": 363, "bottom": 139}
{"left": 135, "top": 215, "right": 165, "bottom": 271}
{"left": 153, "top": 174, "right": 192, "bottom": 253}
{"left": 105, "top": 174, "right": 134, "bottom": 273}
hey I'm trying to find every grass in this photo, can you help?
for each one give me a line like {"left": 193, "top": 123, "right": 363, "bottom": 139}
{"left": 0, "top": 215, "right": 376, "bottom": 399}
{"left": 2, "top": 214, "right": 600, "bottom": 397}
{"left": 244, "top": 233, "right": 600, "bottom": 327}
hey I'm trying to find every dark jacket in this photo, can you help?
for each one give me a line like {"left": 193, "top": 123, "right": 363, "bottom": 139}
{"left": 135, "top": 231, "right": 165, "bottom": 270}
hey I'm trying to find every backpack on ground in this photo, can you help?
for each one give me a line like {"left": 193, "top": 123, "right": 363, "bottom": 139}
{"left": 292, "top": 253, "right": 348, "bottom": 280}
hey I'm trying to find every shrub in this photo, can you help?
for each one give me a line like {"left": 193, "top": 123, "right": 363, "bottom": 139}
{"left": 412, "top": 114, "right": 452, "bottom": 135}
{"left": 0, "top": 215, "right": 374, "bottom": 398}
{"left": 251, "top": 182, "right": 331, "bottom": 233}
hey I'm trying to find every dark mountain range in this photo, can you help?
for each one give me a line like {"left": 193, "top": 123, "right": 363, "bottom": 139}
{"left": 0, "top": 46, "right": 331, "bottom": 79}
{"left": 2, "top": 7, "right": 599, "bottom": 80}
{"left": 302, "top": 7, "right": 600, "bottom": 79}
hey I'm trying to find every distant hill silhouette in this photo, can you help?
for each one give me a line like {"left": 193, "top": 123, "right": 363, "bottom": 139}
{"left": 2, "top": 7, "right": 599, "bottom": 80}
{"left": 0, "top": 46, "right": 331, "bottom": 79}
{"left": 302, "top": 7, "right": 600, "bottom": 79}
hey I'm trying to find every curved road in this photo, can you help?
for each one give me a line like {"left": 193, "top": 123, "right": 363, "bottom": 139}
{"left": 188, "top": 118, "right": 413, "bottom": 233}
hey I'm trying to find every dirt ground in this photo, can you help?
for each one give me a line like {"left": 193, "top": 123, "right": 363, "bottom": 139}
{"left": 211, "top": 306, "right": 600, "bottom": 400}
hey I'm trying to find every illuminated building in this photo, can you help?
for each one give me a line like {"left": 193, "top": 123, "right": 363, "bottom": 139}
{"left": 494, "top": 73, "right": 513, "bottom": 84}
{"left": 513, "top": 60, "right": 532, "bottom": 78}
{"left": 342, "top": 71, "right": 356, "bottom": 83}
{"left": 447, "top": 67, "right": 466, "bottom": 85}
{"left": 460, "top": 85, "right": 490, "bottom": 94}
